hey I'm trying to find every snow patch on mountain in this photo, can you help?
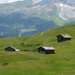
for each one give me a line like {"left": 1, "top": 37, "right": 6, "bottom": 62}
{"left": 8, "top": 0, "right": 23, "bottom": 3}
{"left": 56, "top": 3, "right": 75, "bottom": 20}
{"left": 33, "top": 0, "right": 42, "bottom": 4}
{"left": 0, "top": 0, "right": 24, "bottom": 4}
{"left": 58, "top": 13, "right": 67, "bottom": 20}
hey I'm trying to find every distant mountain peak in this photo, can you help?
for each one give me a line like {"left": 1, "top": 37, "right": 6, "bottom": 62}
{"left": 0, "top": 0, "right": 23, "bottom": 4}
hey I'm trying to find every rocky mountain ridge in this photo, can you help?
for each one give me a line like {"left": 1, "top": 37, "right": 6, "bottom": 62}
{"left": 0, "top": 0, "right": 75, "bottom": 38}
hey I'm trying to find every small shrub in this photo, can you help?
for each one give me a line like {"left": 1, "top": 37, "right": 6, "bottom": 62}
{"left": 24, "top": 47, "right": 38, "bottom": 52}
{"left": 3, "top": 62, "right": 9, "bottom": 66}
{"left": 25, "top": 43, "right": 41, "bottom": 47}
{"left": 21, "top": 43, "right": 25, "bottom": 47}
{"left": 23, "top": 39, "right": 25, "bottom": 41}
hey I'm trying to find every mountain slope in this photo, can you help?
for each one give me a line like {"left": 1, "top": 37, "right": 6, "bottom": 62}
{"left": 0, "top": 0, "right": 75, "bottom": 21}
{"left": 0, "top": 15, "right": 57, "bottom": 38}
{"left": 0, "top": 0, "right": 75, "bottom": 38}
{"left": 0, "top": 24, "right": 75, "bottom": 75}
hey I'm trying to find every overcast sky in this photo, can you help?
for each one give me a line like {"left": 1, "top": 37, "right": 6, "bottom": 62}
{"left": 0, "top": 0, "right": 23, "bottom": 4}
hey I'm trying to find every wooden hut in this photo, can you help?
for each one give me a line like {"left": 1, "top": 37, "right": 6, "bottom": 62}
{"left": 5, "top": 46, "right": 20, "bottom": 52}
{"left": 37, "top": 46, "right": 55, "bottom": 54}
{"left": 56, "top": 34, "right": 71, "bottom": 42}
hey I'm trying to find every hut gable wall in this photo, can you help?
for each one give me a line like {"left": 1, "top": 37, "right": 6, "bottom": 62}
{"left": 38, "top": 47, "right": 45, "bottom": 53}
{"left": 5, "top": 46, "right": 20, "bottom": 52}
{"left": 5, "top": 47, "right": 15, "bottom": 51}
{"left": 56, "top": 34, "right": 71, "bottom": 42}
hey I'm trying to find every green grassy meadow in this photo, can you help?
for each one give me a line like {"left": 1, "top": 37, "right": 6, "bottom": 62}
{"left": 0, "top": 24, "right": 75, "bottom": 75}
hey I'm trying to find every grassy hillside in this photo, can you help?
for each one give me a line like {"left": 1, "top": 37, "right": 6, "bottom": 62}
{"left": 0, "top": 24, "right": 75, "bottom": 75}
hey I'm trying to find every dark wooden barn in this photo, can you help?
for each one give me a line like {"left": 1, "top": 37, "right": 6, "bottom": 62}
{"left": 37, "top": 46, "right": 55, "bottom": 54}
{"left": 56, "top": 34, "right": 71, "bottom": 42}
{"left": 5, "top": 46, "right": 20, "bottom": 52}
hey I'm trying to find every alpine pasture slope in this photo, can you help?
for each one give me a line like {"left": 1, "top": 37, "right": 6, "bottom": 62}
{"left": 0, "top": 24, "right": 75, "bottom": 75}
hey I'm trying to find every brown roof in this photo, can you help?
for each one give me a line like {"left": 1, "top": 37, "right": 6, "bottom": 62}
{"left": 57, "top": 34, "right": 71, "bottom": 38}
